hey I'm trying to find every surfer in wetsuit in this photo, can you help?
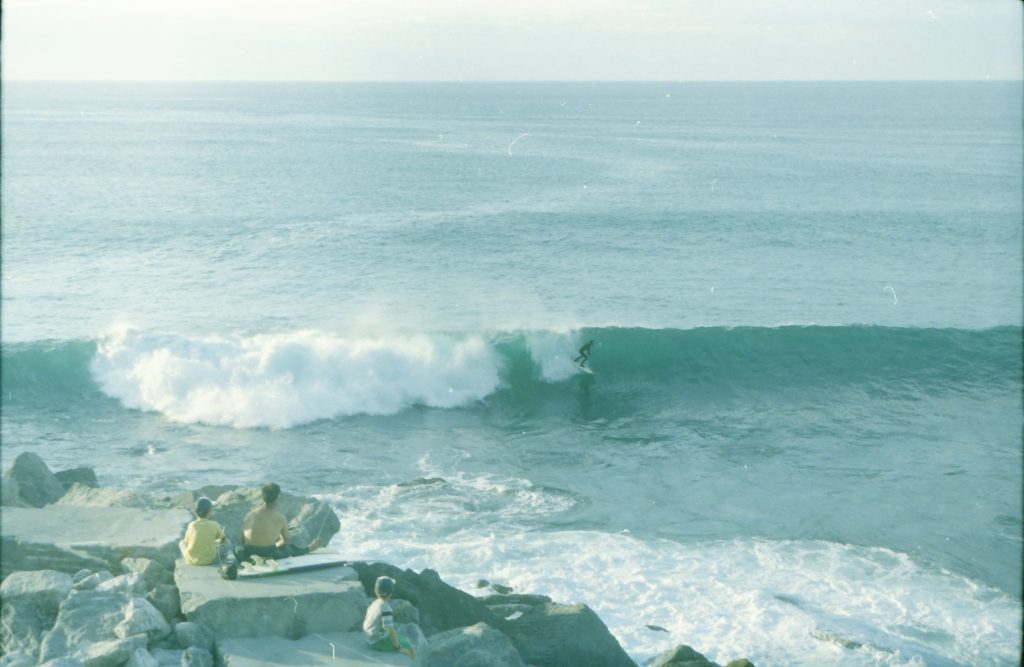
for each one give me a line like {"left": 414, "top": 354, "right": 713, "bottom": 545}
{"left": 573, "top": 340, "right": 595, "bottom": 368}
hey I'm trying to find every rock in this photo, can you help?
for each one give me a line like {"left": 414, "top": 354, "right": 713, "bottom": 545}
{"left": 149, "top": 649, "right": 185, "bottom": 667}
{"left": 3, "top": 452, "right": 66, "bottom": 507}
{"left": 0, "top": 652, "right": 36, "bottom": 667}
{"left": 115, "top": 597, "right": 171, "bottom": 642}
{"left": 481, "top": 593, "right": 552, "bottom": 621}
{"left": 125, "top": 648, "right": 161, "bottom": 667}
{"left": 175, "top": 560, "right": 366, "bottom": 639}
{"left": 1, "top": 475, "right": 29, "bottom": 508}
{"left": 724, "top": 661, "right": 755, "bottom": 667}
{"left": 424, "top": 622, "right": 526, "bottom": 667}
{"left": 170, "top": 486, "right": 340, "bottom": 548}
{"left": 491, "top": 583, "right": 514, "bottom": 595}
{"left": 1, "top": 570, "right": 74, "bottom": 612}
{"left": 645, "top": 644, "right": 719, "bottom": 667}
{"left": 1, "top": 570, "right": 75, "bottom": 660}
{"left": 38, "top": 659, "right": 85, "bottom": 667}
{"left": 181, "top": 646, "right": 213, "bottom": 667}
{"left": 216, "top": 631, "right": 412, "bottom": 666}
{"left": 122, "top": 558, "right": 173, "bottom": 589}
{"left": 507, "top": 602, "right": 634, "bottom": 667}
{"left": 72, "top": 572, "right": 113, "bottom": 592}
{"left": 38, "top": 589, "right": 128, "bottom": 663}
{"left": 70, "top": 634, "right": 147, "bottom": 667}
{"left": 480, "top": 593, "right": 552, "bottom": 606}
{"left": 146, "top": 584, "right": 182, "bottom": 622}
{"left": 389, "top": 598, "right": 420, "bottom": 626}
{"left": 96, "top": 573, "right": 146, "bottom": 596}
{"left": 173, "top": 622, "right": 214, "bottom": 651}
{"left": 350, "top": 562, "right": 506, "bottom": 636}
{"left": 54, "top": 468, "right": 99, "bottom": 490}
{"left": 2, "top": 598, "right": 51, "bottom": 660}
{"left": 56, "top": 484, "right": 153, "bottom": 509}
{"left": 72, "top": 570, "right": 93, "bottom": 584}
{"left": 1, "top": 506, "right": 191, "bottom": 577}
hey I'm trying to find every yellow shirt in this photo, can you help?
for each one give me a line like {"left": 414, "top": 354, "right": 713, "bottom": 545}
{"left": 181, "top": 517, "right": 225, "bottom": 565}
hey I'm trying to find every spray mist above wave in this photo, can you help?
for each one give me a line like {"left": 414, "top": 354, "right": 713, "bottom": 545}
{"left": 90, "top": 327, "right": 503, "bottom": 428}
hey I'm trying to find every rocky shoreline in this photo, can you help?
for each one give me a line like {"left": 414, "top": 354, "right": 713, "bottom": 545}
{"left": 2, "top": 452, "right": 756, "bottom": 667}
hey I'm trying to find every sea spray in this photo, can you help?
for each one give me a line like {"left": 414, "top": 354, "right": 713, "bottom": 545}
{"left": 319, "top": 473, "right": 1022, "bottom": 667}
{"left": 90, "top": 327, "right": 502, "bottom": 428}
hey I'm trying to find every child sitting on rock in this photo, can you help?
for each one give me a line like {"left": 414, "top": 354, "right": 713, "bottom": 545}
{"left": 363, "top": 576, "right": 416, "bottom": 660}
{"left": 179, "top": 497, "right": 226, "bottom": 566}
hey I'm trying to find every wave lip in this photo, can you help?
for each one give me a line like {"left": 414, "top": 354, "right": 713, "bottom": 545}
{"left": 89, "top": 327, "right": 501, "bottom": 428}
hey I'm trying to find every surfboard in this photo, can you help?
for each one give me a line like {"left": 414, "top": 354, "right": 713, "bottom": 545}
{"left": 236, "top": 551, "right": 350, "bottom": 579}
{"left": 575, "top": 362, "right": 594, "bottom": 375}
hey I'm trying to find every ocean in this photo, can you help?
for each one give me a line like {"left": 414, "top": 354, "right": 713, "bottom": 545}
{"left": 2, "top": 81, "right": 1021, "bottom": 666}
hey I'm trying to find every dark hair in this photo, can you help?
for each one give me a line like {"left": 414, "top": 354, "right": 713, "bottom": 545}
{"left": 195, "top": 496, "right": 213, "bottom": 518}
{"left": 261, "top": 483, "right": 281, "bottom": 505}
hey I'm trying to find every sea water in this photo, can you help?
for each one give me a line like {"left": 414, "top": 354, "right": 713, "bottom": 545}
{"left": 2, "top": 82, "right": 1021, "bottom": 666}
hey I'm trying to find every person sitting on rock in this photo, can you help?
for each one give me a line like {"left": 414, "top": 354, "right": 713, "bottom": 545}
{"left": 179, "top": 496, "right": 226, "bottom": 566}
{"left": 363, "top": 576, "right": 416, "bottom": 660}
{"left": 238, "top": 482, "right": 320, "bottom": 563}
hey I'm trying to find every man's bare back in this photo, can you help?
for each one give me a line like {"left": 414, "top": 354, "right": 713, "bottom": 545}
{"left": 243, "top": 505, "right": 288, "bottom": 547}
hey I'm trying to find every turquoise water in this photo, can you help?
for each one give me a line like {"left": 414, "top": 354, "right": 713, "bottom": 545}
{"left": 2, "top": 82, "right": 1021, "bottom": 665}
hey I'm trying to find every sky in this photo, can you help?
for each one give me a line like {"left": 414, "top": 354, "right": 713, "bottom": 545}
{"left": 1, "top": 0, "right": 1021, "bottom": 81}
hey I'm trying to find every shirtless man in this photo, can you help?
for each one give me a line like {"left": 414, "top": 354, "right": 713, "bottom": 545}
{"left": 239, "top": 483, "right": 320, "bottom": 562}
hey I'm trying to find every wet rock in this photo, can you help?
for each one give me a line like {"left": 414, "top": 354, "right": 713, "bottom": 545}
{"left": 645, "top": 644, "right": 719, "bottom": 666}
{"left": 424, "top": 622, "right": 526, "bottom": 667}
{"left": 1, "top": 476, "right": 29, "bottom": 508}
{"left": 351, "top": 562, "right": 505, "bottom": 636}
{"left": 724, "top": 660, "right": 756, "bottom": 667}
{"left": 54, "top": 468, "right": 99, "bottom": 490}
{"left": 3, "top": 452, "right": 66, "bottom": 507}
{"left": 389, "top": 598, "right": 420, "bottom": 626}
{"left": 507, "top": 602, "right": 634, "bottom": 667}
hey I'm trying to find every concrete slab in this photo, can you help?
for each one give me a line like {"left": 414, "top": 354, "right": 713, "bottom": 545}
{"left": 176, "top": 561, "right": 368, "bottom": 640}
{"left": 0, "top": 507, "right": 191, "bottom": 576}
{"left": 217, "top": 631, "right": 413, "bottom": 666}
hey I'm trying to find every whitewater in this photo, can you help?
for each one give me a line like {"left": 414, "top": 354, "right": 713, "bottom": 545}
{"left": 2, "top": 81, "right": 1021, "bottom": 665}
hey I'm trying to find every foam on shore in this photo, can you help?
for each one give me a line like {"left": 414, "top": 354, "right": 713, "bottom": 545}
{"left": 319, "top": 473, "right": 1022, "bottom": 666}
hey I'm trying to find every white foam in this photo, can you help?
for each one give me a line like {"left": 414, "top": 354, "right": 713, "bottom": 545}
{"left": 320, "top": 475, "right": 1022, "bottom": 667}
{"left": 91, "top": 327, "right": 501, "bottom": 428}
{"left": 524, "top": 329, "right": 583, "bottom": 381}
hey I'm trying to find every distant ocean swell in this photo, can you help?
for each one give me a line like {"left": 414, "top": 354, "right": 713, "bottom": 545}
{"left": 1, "top": 325, "right": 1019, "bottom": 429}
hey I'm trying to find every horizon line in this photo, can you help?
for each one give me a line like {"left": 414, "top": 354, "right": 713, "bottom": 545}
{"left": 3, "top": 77, "right": 1021, "bottom": 84}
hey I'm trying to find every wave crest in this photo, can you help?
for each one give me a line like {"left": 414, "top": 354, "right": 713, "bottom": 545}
{"left": 90, "top": 328, "right": 502, "bottom": 428}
